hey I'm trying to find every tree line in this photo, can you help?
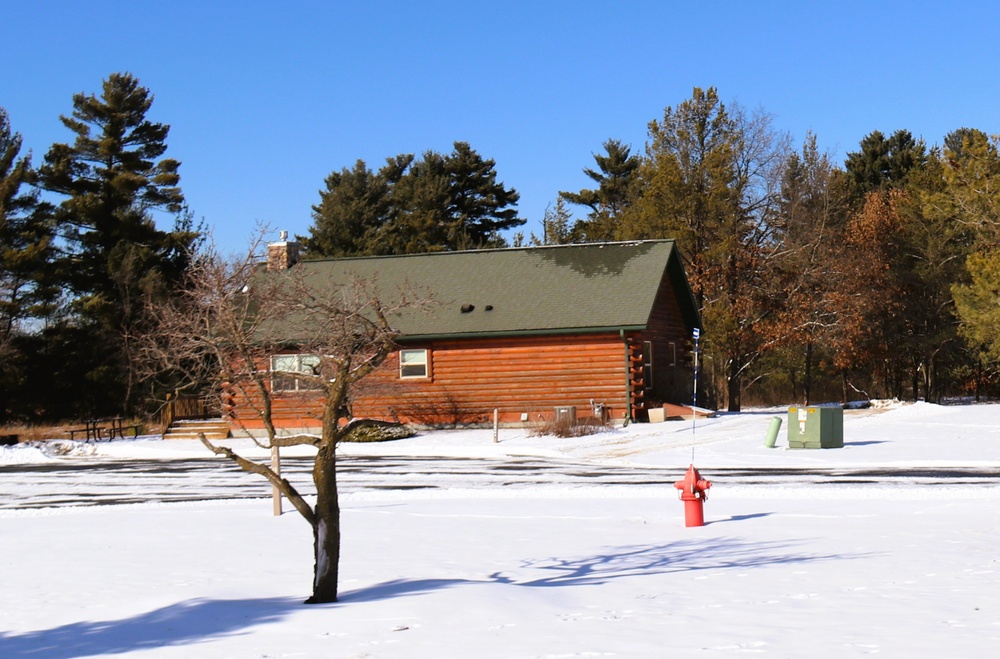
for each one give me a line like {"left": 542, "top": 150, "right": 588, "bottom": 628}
{"left": 3, "top": 77, "right": 999, "bottom": 422}
{"left": 304, "top": 86, "right": 1000, "bottom": 411}
{"left": 554, "top": 88, "right": 1000, "bottom": 411}
{"left": 1, "top": 73, "right": 198, "bottom": 423}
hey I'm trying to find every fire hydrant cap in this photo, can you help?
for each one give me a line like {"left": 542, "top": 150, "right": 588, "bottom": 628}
{"left": 674, "top": 464, "right": 712, "bottom": 496}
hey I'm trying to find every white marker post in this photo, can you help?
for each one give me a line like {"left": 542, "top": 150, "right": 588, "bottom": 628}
{"left": 692, "top": 328, "right": 701, "bottom": 460}
{"left": 271, "top": 445, "right": 282, "bottom": 516}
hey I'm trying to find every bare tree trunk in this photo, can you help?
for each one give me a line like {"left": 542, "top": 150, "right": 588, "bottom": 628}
{"left": 925, "top": 356, "right": 935, "bottom": 403}
{"left": 306, "top": 441, "right": 340, "bottom": 604}
{"left": 803, "top": 341, "right": 813, "bottom": 406}
{"left": 727, "top": 359, "right": 741, "bottom": 412}
{"left": 976, "top": 357, "right": 982, "bottom": 403}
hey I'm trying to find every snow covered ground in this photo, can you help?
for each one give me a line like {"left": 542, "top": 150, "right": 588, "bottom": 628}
{"left": 1, "top": 402, "right": 999, "bottom": 657}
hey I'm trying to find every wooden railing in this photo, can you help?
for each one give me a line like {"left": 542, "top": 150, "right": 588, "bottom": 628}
{"left": 161, "top": 392, "right": 221, "bottom": 428}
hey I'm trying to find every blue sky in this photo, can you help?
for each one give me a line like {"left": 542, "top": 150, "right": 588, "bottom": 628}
{"left": 4, "top": 1, "right": 999, "bottom": 252}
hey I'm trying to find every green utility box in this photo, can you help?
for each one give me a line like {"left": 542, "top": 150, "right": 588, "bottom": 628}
{"left": 787, "top": 405, "right": 844, "bottom": 449}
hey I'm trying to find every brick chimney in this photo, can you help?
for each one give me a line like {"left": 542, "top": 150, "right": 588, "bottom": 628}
{"left": 267, "top": 230, "right": 301, "bottom": 271}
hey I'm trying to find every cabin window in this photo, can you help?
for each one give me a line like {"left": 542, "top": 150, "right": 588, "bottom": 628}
{"left": 271, "top": 354, "right": 322, "bottom": 392}
{"left": 643, "top": 341, "right": 654, "bottom": 391}
{"left": 399, "top": 349, "right": 429, "bottom": 379}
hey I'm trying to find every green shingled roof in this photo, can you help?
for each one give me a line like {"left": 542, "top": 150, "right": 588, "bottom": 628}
{"left": 294, "top": 240, "right": 700, "bottom": 339}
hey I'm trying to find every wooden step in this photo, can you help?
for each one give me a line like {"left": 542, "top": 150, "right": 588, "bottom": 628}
{"left": 163, "top": 419, "right": 231, "bottom": 440}
{"left": 660, "top": 403, "right": 717, "bottom": 419}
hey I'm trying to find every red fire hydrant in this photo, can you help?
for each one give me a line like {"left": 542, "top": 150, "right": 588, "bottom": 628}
{"left": 674, "top": 464, "right": 712, "bottom": 527}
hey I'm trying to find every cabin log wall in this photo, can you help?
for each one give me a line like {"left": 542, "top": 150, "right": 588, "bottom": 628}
{"left": 361, "top": 333, "right": 630, "bottom": 425}
{"left": 638, "top": 274, "right": 694, "bottom": 406}
{"left": 227, "top": 333, "right": 633, "bottom": 428}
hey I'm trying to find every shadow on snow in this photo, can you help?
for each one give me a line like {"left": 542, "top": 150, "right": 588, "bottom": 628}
{"left": 0, "top": 596, "right": 301, "bottom": 658}
{"left": 2, "top": 538, "right": 874, "bottom": 655}
{"left": 342, "top": 536, "right": 872, "bottom": 600}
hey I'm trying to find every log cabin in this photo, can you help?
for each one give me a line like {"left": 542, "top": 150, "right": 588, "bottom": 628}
{"left": 235, "top": 238, "right": 701, "bottom": 431}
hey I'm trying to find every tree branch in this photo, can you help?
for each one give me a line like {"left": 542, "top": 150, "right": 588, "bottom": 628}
{"left": 198, "top": 432, "right": 316, "bottom": 526}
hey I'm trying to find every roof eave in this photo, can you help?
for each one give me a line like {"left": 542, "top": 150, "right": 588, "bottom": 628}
{"left": 396, "top": 324, "right": 649, "bottom": 343}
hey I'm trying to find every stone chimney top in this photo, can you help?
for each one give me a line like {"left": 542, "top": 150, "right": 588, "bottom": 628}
{"left": 267, "top": 231, "right": 301, "bottom": 271}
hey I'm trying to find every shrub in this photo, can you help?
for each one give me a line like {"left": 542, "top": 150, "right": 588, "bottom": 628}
{"left": 340, "top": 419, "right": 415, "bottom": 443}
{"left": 528, "top": 415, "right": 609, "bottom": 438}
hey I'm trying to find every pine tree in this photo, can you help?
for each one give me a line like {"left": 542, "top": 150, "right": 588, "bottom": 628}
{"left": 305, "top": 156, "right": 410, "bottom": 257}
{"left": 1, "top": 109, "right": 60, "bottom": 421}
{"left": 939, "top": 129, "right": 1000, "bottom": 246}
{"left": 540, "top": 198, "right": 573, "bottom": 245}
{"left": 35, "top": 73, "right": 198, "bottom": 416}
{"left": 0, "top": 108, "right": 56, "bottom": 350}
{"left": 844, "top": 129, "right": 927, "bottom": 197}
{"left": 442, "top": 141, "right": 523, "bottom": 247}
{"left": 953, "top": 251, "right": 1000, "bottom": 363}
{"left": 943, "top": 127, "right": 989, "bottom": 161}
{"left": 559, "top": 139, "right": 640, "bottom": 241}
{"left": 942, "top": 130, "right": 1000, "bottom": 374}
{"left": 308, "top": 142, "right": 523, "bottom": 256}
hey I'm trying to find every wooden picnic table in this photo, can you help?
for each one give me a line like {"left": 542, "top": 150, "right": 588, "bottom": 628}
{"left": 67, "top": 418, "right": 141, "bottom": 441}
{"left": 67, "top": 419, "right": 106, "bottom": 441}
{"left": 106, "top": 417, "right": 141, "bottom": 439}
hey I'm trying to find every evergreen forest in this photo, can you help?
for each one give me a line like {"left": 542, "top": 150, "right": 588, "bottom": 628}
{"left": 3, "top": 77, "right": 1000, "bottom": 422}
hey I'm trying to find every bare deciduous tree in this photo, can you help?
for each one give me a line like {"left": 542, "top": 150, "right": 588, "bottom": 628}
{"left": 141, "top": 228, "right": 431, "bottom": 603}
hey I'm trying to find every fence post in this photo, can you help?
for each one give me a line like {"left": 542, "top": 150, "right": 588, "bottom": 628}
{"left": 162, "top": 393, "right": 175, "bottom": 431}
